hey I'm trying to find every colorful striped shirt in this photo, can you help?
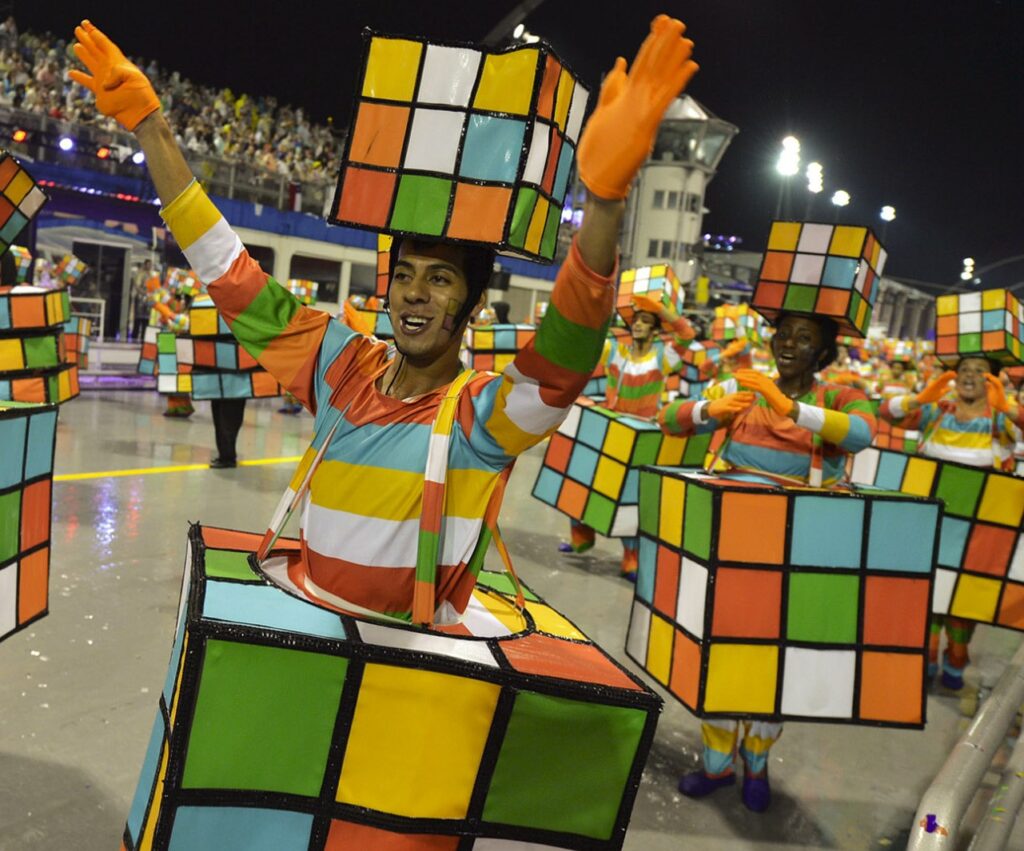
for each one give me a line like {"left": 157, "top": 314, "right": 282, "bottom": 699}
{"left": 604, "top": 317, "right": 693, "bottom": 418}
{"left": 659, "top": 377, "right": 876, "bottom": 484}
{"left": 161, "top": 182, "right": 614, "bottom": 621}
{"left": 882, "top": 396, "right": 1024, "bottom": 469}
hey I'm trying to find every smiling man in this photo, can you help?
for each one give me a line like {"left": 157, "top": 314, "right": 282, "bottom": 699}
{"left": 70, "top": 16, "right": 699, "bottom": 624}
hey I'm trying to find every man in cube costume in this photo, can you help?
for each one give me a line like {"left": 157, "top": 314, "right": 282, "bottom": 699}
{"left": 561, "top": 292, "right": 696, "bottom": 577}
{"left": 882, "top": 356, "right": 1024, "bottom": 691}
{"left": 70, "top": 12, "right": 698, "bottom": 619}
{"left": 658, "top": 311, "right": 876, "bottom": 811}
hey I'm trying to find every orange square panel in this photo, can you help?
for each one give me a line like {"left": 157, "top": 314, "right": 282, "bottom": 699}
{"left": 717, "top": 492, "right": 787, "bottom": 564}
{"left": 447, "top": 183, "right": 512, "bottom": 243}
{"left": 710, "top": 567, "right": 782, "bottom": 638}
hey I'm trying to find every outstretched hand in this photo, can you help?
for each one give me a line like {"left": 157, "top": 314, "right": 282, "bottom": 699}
{"left": 577, "top": 14, "right": 698, "bottom": 199}
{"left": 70, "top": 20, "right": 160, "bottom": 131}
{"left": 734, "top": 368, "right": 794, "bottom": 417}
{"left": 707, "top": 392, "right": 755, "bottom": 421}
{"left": 915, "top": 370, "right": 956, "bottom": 405}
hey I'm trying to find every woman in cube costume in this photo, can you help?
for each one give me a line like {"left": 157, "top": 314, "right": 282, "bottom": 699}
{"left": 561, "top": 292, "right": 696, "bottom": 577}
{"left": 658, "top": 310, "right": 876, "bottom": 811}
{"left": 70, "top": 16, "right": 698, "bottom": 622}
{"left": 882, "top": 356, "right": 1024, "bottom": 692}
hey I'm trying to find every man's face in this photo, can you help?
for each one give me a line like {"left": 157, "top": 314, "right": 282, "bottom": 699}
{"left": 891, "top": 362, "right": 905, "bottom": 378}
{"left": 388, "top": 241, "right": 474, "bottom": 362}
{"left": 631, "top": 311, "right": 658, "bottom": 342}
{"left": 771, "top": 315, "right": 824, "bottom": 379}
{"left": 956, "top": 357, "right": 991, "bottom": 403}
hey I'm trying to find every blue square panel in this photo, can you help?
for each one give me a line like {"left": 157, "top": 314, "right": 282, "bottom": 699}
{"left": 532, "top": 466, "right": 563, "bottom": 507}
{"left": 622, "top": 469, "right": 639, "bottom": 503}
{"left": 493, "top": 328, "right": 516, "bottom": 350}
{"left": 0, "top": 416, "right": 26, "bottom": 488}
{"left": 168, "top": 806, "right": 314, "bottom": 851}
{"left": 202, "top": 581, "right": 347, "bottom": 640}
{"left": 24, "top": 409, "right": 56, "bottom": 479}
{"left": 0, "top": 210, "right": 27, "bottom": 244}
{"left": 982, "top": 310, "right": 1003, "bottom": 332}
{"left": 191, "top": 373, "right": 220, "bottom": 398}
{"left": 157, "top": 353, "right": 178, "bottom": 374}
{"left": 821, "top": 256, "right": 858, "bottom": 289}
{"left": 576, "top": 408, "right": 610, "bottom": 450}
{"left": 938, "top": 516, "right": 970, "bottom": 569}
{"left": 459, "top": 114, "right": 527, "bottom": 184}
{"left": 221, "top": 372, "right": 250, "bottom": 399}
{"left": 636, "top": 536, "right": 656, "bottom": 604}
{"left": 553, "top": 141, "right": 575, "bottom": 201}
{"left": 866, "top": 500, "right": 941, "bottom": 573}
{"left": 791, "top": 495, "right": 864, "bottom": 568}
{"left": 215, "top": 342, "right": 238, "bottom": 370}
{"left": 0, "top": 297, "right": 9, "bottom": 330}
{"left": 0, "top": 381, "right": 11, "bottom": 401}
{"left": 874, "top": 451, "right": 908, "bottom": 491}
{"left": 127, "top": 714, "right": 165, "bottom": 841}
{"left": 567, "top": 444, "right": 600, "bottom": 486}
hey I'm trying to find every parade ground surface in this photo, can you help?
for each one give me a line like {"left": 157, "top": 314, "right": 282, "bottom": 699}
{"left": 2, "top": 390, "right": 1023, "bottom": 851}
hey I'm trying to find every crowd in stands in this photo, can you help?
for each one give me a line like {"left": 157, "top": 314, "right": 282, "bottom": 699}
{"left": 0, "top": 17, "right": 342, "bottom": 185}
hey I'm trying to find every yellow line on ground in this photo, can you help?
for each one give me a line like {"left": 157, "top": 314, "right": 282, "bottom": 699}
{"left": 53, "top": 456, "right": 302, "bottom": 482}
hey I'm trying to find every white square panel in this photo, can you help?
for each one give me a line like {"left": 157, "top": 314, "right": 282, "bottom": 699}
{"left": 797, "top": 223, "right": 833, "bottom": 254}
{"left": 157, "top": 375, "right": 177, "bottom": 394}
{"left": 635, "top": 268, "right": 651, "bottom": 282}
{"left": 474, "top": 838, "right": 566, "bottom": 849}
{"left": 522, "top": 121, "right": 550, "bottom": 185}
{"left": 565, "top": 83, "right": 589, "bottom": 144}
{"left": 626, "top": 599, "right": 651, "bottom": 664}
{"left": 781, "top": 647, "right": 855, "bottom": 718}
{"left": 416, "top": 45, "right": 481, "bottom": 107}
{"left": 556, "top": 403, "right": 582, "bottom": 437}
{"left": 1007, "top": 537, "right": 1024, "bottom": 583}
{"left": 960, "top": 292, "right": 982, "bottom": 312}
{"left": 610, "top": 505, "right": 638, "bottom": 538}
{"left": 854, "top": 262, "right": 868, "bottom": 294}
{"left": 357, "top": 621, "right": 499, "bottom": 666}
{"left": 849, "top": 447, "right": 880, "bottom": 486}
{"left": 932, "top": 568, "right": 957, "bottom": 614}
{"left": 19, "top": 186, "right": 46, "bottom": 220}
{"left": 1007, "top": 314, "right": 1016, "bottom": 334}
{"left": 0, "top": 562, "right": 17, "bottom": 637}
{"left": 676, "top": 557, "right": 708, "bottom": 639}
{"left": 959, "top": 313, "right": 981, "bottom": 334}
{"left": 404, "top": 108, "right": 466, "bottom": 173}
{"left": 875, "top": 247, "right": 888, "bottom": 276}
{"left": 790, "top": 253, "right": 825, "bottom": 285}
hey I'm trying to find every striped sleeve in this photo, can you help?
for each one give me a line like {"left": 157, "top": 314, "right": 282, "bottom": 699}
{"left": 881, "top": 395, "right": 942, "bottom": 432}
{"left": 470, "top": 236, "right": 614, "bottom": 463}
{"left": 160, "top": 181, "right": 356, "bottom": 410}
{"left": 658, "top": 379, "right": 736, "bottom": 436}
{"left": 799, "top": 385, "right": 876, "bottom": 452}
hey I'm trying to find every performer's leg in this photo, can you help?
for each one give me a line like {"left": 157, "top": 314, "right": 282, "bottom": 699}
{"left": 559, "top": 519, "right": 595, "bottom": 553}
{"left": 210, "top": 399, "right": 245, "bottom": 466}
{"left": 620, "top": 536, "right": 638, "bottom": 580}
{"left": 928, "top": 614, "right": 943, "bottom": 681}
{"left": 941, "top": 617, "right": 976, "bottom": 691}
{"left": 163, "top": 394, "right": 193, "bottom": 417}
{"left": 739, "top": 721, "right": 783, "bottom": 812}
{"left": 679, "top": 719, "right": 738, "bottom": 798}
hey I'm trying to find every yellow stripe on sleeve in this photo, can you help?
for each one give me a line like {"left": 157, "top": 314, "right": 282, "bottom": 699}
{"left": 160, "top": 180, "right": 223, "bottom": 251}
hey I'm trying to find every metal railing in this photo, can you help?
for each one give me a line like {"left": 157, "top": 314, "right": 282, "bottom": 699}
{"left": 908, "top": 639, "right": 1024, "bottom": 850}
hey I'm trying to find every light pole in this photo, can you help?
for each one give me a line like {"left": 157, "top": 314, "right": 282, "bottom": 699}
{"left": 804, "top": 161, "right": 823, "bottom": 218}
{"left": 775, "top": 135, "right": 800, "bottom": 219}
{"left": 879, "top": 205, "right": 895, "bottom": 241}
{"left": 831, "top": 189, "right": 850, "bottom": 222}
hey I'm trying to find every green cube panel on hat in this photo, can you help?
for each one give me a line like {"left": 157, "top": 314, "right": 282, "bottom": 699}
{"left": 934, "top": 288, "right": 1024, "bottom": 366}
{"left": 329, "top": 32, "right": 590, "bottom": 263}
{"left": 0, "top": 152, "right": 48, "bottom": 259}
{"left": 626, "top": 467, "right": 939, "bottom": 726}
{"left": 752, "top": 220, "right": 887, "bottom": 339}
{"left": 531, "top": 398, "right": 711, "bottom": 538}
{"left": 0, "top": 401, "right": 57, "bottom": 644}
{"left": 849, "top": 445, "right": 1024, "bottom": 632}
{"left": 125, "top": 524, "right": 659, "bottom": 850}
{"left": 616, "top": 264, "right": 686, "bottom": 327}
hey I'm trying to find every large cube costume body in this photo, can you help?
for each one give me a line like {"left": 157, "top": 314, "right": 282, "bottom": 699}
{"left": 0, "top": 400, "right": 57, "bottom": 642}
{"left": 124, "top": 525, "right": 659, "bottom": 851}
{"left": 849, "top": 446, "right": 1024, "bottom": 630}
{"left": 626, "top": 468, "right": 941, "bottom": 727}
{"left": 61, "top": 316, "right": 92, "bottom": 370}
{"left": 532, "top": 399, "right": 711, "bottom": 538}
{"left": 0, "top": 285, "right": 79, "bottom": 403}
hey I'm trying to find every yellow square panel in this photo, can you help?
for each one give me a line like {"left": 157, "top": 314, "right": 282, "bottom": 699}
{"left": 593, "top": 455, "right": 626, "bottom": 499}
{"left": 603, "top": 420, "right": 637, "bottom": 462}
{"left": 553, "top": 68, "right": 574, "bottom": 130}
{"left": 0, "top": 338, "right": 24, "bottom": 370}
{"left": 766, "top": 221, "right": 801, "bottom": 252}
{"left": 58, "top": 369, "right": 71, "bottom": 398}
{"left": 949, "top": 574, "right": 1001, "bottom": 623}
{"left": 646, "top": 615, "right": 674, "bottom": 686}
{"left": 494, "top": 353, "right": 514, "bottom": 372}
{"left": 473, "top": 329, "right": 494, "bottom": 350}
{"left": 46, "top": 291, "right": 63, "bottom": 322}
{"left": 982, "top": 289, "right": 1007, "bottom": 311}
{"left": 828, "top": 225, "right": 866, "bottom": 258}
{"left": 338, "top": 664, "right": 500, "bottom": 818}
{"left": 526, "top": 602, "right": 587, "bottom": 639}
{"left": 5, "top": 170, "right": 33, "bottom": 205}
{"left": 936, "top": 295, "right": 958, "bottom": 316}
{"left": 977, "top": 474, "right": 1024, "bottom": 527}
{"left": 704, "top": 644, "right": 778, "bottom": 714}
{"left": 656, "top": 434, "right": 686, "bottom": 466}
{"left": 620, "top": 268, "right": 636, "bottom": 283}
{"left": 179, "top": 374, "right": 192, "bottom": 394}
{"left": 473, "top": 49, "right": 539, "bottom": 115}
{"left": 902, "top": 456, "right": 937, "bottom": 497}
{"left": 651, "top": 264, "right": 667, "bottom": 278}
{"left": 362, "top": 37, "right": 423, "bottom": 101}
{"left": 525, "top": 196, "right": 549, "bottom": 255}
{"left": 190, "top": 308, "right": 219, "bottom": 336}
{"left": 856, "top": 299, "right": 868, "bottom": 328}
{"left": 659, "top": 477, "right": 685, "bottom": 549}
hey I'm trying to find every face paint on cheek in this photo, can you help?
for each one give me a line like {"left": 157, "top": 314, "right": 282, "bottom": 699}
{"left": 442, "top": 297, "right": 462, "bottom": 332}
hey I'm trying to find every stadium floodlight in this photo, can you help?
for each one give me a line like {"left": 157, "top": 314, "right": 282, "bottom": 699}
{"left": 132, "top": 151, "right": 146, "bottom": 165}
{"left": 831, "top": 189, "right": 851, "bottom": 207}
{"left": 58, "top": 136, "right": 75, "bottom": 152}
{"left": 880, "top": 205, "right": 896, "bottom": 222}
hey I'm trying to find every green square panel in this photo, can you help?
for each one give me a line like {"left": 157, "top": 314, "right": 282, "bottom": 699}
{"left": 632, "top": 432, "right": 661, "bottom": 467}
{"left": 0, "top": 489, "right": 20, "bottom": 562}
{"left": 483, "top": 690, "right": 646, "bottom": 839}
{"left": 958, "top": 332, "right": 982, "bottom": 353}
{"left": 24, "top": 336, "right": 57, "bottom": 368}
{"left": 681, "top": 433, "right": 711, "bottom": 466}
{"left": 389, "top": 175, "right": 452, "bottom": 237}
{"left": 582, "top": 490, "right": 615, "bottom": 535}
{"left": 787, "top": 573, "right": 859, "bottom": 644}
{"left": 935, "top": 464, "right": 985, "bottom": 519}
{"left": 508, "top": 188, "right": 538, "bottom": 249}
{"left": 540, "top": 203, "right": 561, "bottom": 260}
{"left": 683, "top": 484, "right": 712, "bottom": 561}
{"left": 782, "top": 285, "right": 817, "bottom": 313}
{"left": 204, "top": 548, "right": 261, "bottom": 583}
{"left": 181, "top": 639, "right": 349, "bottom": 796}
{"left": 638, "top": 470, "right": 660, "bottom": 537}
{"left": 157, "top": 332, "right": 177, "bottom": 354}
{"left": 474, "top": 571, "right": 540, "bottom": 602}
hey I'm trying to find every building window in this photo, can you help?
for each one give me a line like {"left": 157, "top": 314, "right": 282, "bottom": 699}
{"left": 289, "top": 254, "right": 340, "bottom": 303}
{"left": 652, "top": 190, "right": 665, "bottom": 209}
{"left": 686, "top": 193, "right": 702, "bottom": 213}
{"left": 660, "top": 240, "right": 673, "bottom": 259}
{"left": 647, "top": 239, "right": 659, "bottom": 258}
{"left": 667, "top": 190, "right": 679, "bottom": 210}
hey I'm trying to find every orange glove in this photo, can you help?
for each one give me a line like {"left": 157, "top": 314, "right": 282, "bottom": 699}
{"left": 577, "top": 15, "right": 698, "bottom": 199}
{"left": 698, "top": 359, "right": 718, "bottom": 379}
{"left": 721, "top": 339, "right": 748, "bottom": 360}
{"left": 734, "top": 368, "right": 793, "bottom": 417}
{"left": 707, "top": 392, "right": 755, "bottom": 420}
{"left": 915, "top": 370, "right": 956, "bottom": 405}
{"left": 631, "top": 293, "right": 668, "bottom": 318}
{"left": 70, "top": 21, "right": 160, "bottom": 131}
{"left": 986, "top": 373, "right": 1012, "bottom": 413}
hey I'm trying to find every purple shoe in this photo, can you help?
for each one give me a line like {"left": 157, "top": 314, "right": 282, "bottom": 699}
{"left": 742, "top": 773, "right": 771, "bottom": 812}
{"left": 678, "top": 770, "right": 735, "bottom": 798}
{"left": 940, "top": 670, "right": 964, "bottom": 691}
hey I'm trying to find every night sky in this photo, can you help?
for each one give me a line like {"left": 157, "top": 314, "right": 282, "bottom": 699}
{"left": 24, "top": 1, "right": 1024, "bottom": 287}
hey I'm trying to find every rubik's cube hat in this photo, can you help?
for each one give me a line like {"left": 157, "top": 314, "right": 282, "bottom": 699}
{"left": 0, "top": 152, "right": 48, "bottom": 260}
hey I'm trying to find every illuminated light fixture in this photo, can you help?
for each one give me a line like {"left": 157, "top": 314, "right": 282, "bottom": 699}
{"left": 831, "top": 189, "right": 851, "bottom": 207}
{"left": 11, "top": 128, "right": 27, "bottom": 143}
{"left": 961, "top": 257, "right": 975, "bottom": 282}
{"left": 58, "top": 136, "right": 75, "bottom": 152}
{"left": 806, "top": 161, "right": 823, "bottom": 193}
{"left": 880, "top": 205, "right": 896, "bottom": 222}
{"left": 776, "top": 135, "right": 800, "bottom": 176}
{"left": 96, "top": 146, "right": 111, "bottom": 160}
{"left": 131, "top": 150, "right": 146, "bottom": 165}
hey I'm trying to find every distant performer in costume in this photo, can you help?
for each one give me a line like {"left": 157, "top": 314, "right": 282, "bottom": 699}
{"left": 560, "top": 292, "right": 695, "bottom": 577}
{"left": 658, "top": 311, "right": 876, "bottom": 811}
{"left": 882, "top": 356, "right": 1024, "bottom": 691}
